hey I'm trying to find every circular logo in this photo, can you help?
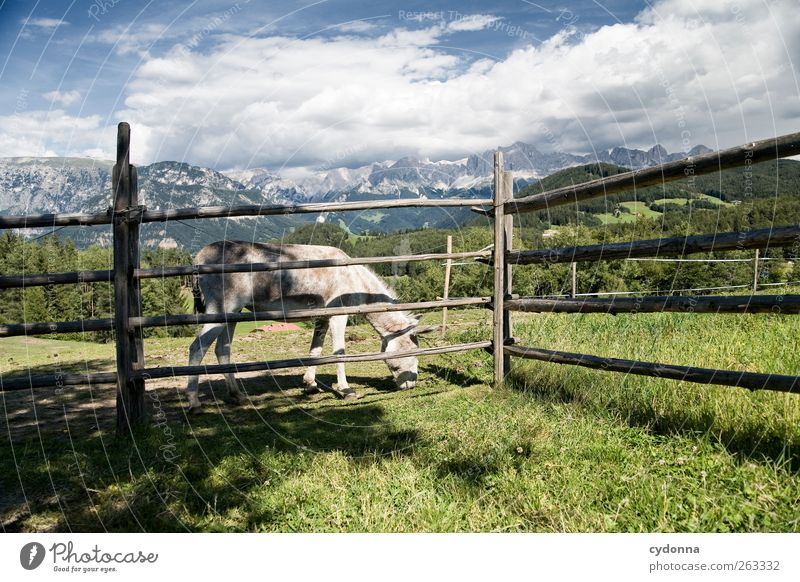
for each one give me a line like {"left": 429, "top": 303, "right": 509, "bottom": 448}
{"left": 20, "top": 542, "right": 46, "bottom": 570}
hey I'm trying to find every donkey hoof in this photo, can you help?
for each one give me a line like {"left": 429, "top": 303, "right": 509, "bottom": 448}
{"left": 303, "top": 383, "right": 322, "bottom": 395}
{"left": 224, "top": 395, "right": 245, "bottom": 406}
{"left": 188, "top": 405, "right": 203, "bottom": 415}
{"left": 340, "top": 388, "right": 359, "bottom": 400}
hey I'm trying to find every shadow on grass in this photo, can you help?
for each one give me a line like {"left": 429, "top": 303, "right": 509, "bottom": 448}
{"left": 422, "top": 363, "right": 484, "bottom": 388}
{"left": 508, "top": 367, "right": 800, "bottom": 472}
{"left": 0, "top": 356, "right": 115, "bottom": 380}
{"left": 0, "top": 369, "right": 420, "bottom": 532}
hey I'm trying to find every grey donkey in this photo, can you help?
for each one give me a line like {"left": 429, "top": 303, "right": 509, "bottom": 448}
{"left": 186, "top": 240, "right": 436, "bottom": 412}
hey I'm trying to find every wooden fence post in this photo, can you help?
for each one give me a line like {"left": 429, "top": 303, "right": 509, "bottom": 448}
{"left": 113, "top": 122, "right": 145, "bottom": 434}
{"left": 753, "top": 248, "right": 760, "bottom": 293}
{"left": 571, "top": 262, "right": 577, "bottom": 298}
{"left": 492, "top": 152, "right": 513, "bottom": 387}
{"left": 502, "top": 170, "right": 514, "bottom": 374}
{"left": 441, "top": 235, "right": 452, "bottom": 337}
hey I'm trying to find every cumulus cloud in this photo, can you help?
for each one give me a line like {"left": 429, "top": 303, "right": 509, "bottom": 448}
{"left": 0, "top": 110, "right": 113, "bottom": 159}
{"left": 43, "top": 90, "right": 82, "bottom": 107}
{"left": 4, "top": 1, "right": 799, "bottom": 172}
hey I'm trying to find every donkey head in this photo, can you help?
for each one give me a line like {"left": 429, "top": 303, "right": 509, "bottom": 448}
{"left": 381, "top": 314, "right": 439, "bottom": 390}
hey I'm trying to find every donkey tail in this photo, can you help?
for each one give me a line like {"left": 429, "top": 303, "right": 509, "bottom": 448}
{"left": 191, "top": 274, "right": 205, "bottom": 314}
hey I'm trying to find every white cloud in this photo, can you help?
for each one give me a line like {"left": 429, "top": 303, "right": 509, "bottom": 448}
{"left": 24, "top": 18, "right": 69, "bottom": 30}
{"left": 43, "top": 90, "right": 82, "bottom": 107}
{"left": 447, "top": 14, "right": 501, "bottom": 33}
{"left": 5, "top": 2, "right": 799, "bottom": 173}
{"left": 0, "top": 110, "right": 113, "bottom": 159}
{"left": 19, "top": 17, "right": 69, "bottom": 39}
{"left": 93, "top": 23, "right": 168, "bottom": 56}
{"left": 335, "top": 21, "right": 381, "bottom": 34}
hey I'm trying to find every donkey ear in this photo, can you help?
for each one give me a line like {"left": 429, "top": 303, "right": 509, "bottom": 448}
{"left": 412, "top": 324, "right": 440, "bottom": 336}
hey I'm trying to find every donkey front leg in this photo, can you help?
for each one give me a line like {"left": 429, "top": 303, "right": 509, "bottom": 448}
{"left": 214, "top": 322, "right": 246, "bottom": 405}
{"left": 302, "top": 318, "right": 329, "bottom": 394}
{"left": 186, "top": 323, "right": 227, "bottom": 411}
{"left": 328, "top": 315, "right": 357, "bottom": 399}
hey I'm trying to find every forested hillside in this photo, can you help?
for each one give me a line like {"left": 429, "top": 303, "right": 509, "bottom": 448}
{"left": 0, "top": 234, "right": 193, "bottom": 339}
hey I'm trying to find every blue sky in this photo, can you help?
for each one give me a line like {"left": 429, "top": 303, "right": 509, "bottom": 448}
{"left": 0, "top": 0, "right": 797, "bottom": 174}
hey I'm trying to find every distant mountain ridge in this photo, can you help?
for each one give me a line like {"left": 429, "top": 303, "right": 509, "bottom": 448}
{"left": 0, "top": 141, "right": 713, "bottom": 248}
{"left": 226, "top": 142, "right": 714, "bottom": 200}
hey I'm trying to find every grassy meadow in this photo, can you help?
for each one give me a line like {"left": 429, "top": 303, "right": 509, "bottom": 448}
{"left": 1, "top": 305, "right": 798, "bottom": 532}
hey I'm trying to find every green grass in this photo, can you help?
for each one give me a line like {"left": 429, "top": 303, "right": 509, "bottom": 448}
{"left": 0, "top": 336, "right": 114, "bottom": 379}
{"left": 595, "top": 212, "right": 638, "bottom": 225}
{"left": 618, "top": 201, "right": 662, "bottom": 219}
{"left": 652, "top": 193, "right": 730, "bottom": 207}
{"left": 1, "top": 308, "right": 798, "bottom": 532}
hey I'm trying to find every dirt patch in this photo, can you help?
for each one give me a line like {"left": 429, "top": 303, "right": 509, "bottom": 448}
{"left": 0, "top": 369, "right": 313, "bottom": 442}
{"left": 18, "top": 337, "right": 51, "bottom": 345}
{"left": 251, "top": 323, "right": 302, "bottom": 332}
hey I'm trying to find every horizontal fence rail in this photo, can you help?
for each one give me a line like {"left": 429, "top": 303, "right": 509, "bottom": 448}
{"left": 0, "top": 250, "right": 492, "bottom": 289}
{"left": 505, "top": 295, "right": 800, "bottom": 315}
{"left": 507, "top": 225, "right": 800, "bottom": 265}
{"left": 0, "top": 317, "right": 114, "bottom": 337}
{"left": 135, "top": 341, "right": 492, "bottom": 381}
{"left": 0, "top": 341, "right": 493, "bottom": 391}
{"left": 0, "top": 269, "right": 114, "bottom": 289}
{"left": 500, "top": 131, "right": 800, "bottom": 215}
{"left": 0, "top": 371, "right": 118, "bottom": 391}
{"left": 0, "top": 198, "right": 492, "bottom": 230}
{"left": 0, "top": 298, "right": 491, "bottom": 337}
{"left": 130, "top": 297, "right": 491, "bottom": 329}
{"left": 0, "top": 210, "right": 115, "bottom": 229}
{"left": 135, "top": 250, "right": 492, "bottom": 279}
{"left": 139, "top": 198, "right": 493, "bottom": 224}
{"left": 505, "top": 345, "right": 800, "bottom": 393}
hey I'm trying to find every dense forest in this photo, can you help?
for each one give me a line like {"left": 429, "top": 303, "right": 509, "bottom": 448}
{"left": 0, "top": 233, "right": 193, "bottom": 340}
{"left": 2, "top": 160, "right": 798, "bottom": 341}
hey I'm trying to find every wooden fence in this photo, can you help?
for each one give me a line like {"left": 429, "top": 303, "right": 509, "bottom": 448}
{"left": 492, "top": 132, "right": 800, "bottom": 392}
{"left": 1, "top": 122, "right": 799, "bottom": 434}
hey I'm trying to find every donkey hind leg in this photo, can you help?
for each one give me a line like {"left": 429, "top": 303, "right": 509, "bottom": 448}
{"left": 302, "top": 319, "right": 329, "bottom": 395}
{"left": 215, "top": 322, "right": 246, "bottom": 405}
{"left": 329, "top": 314, "right": 357, "bottom": 399}
{"left": 186, "top": 323, "right": 227, "bottom": 411}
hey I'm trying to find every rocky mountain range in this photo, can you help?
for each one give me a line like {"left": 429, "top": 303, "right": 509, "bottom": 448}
{"left": 225, "top": 142, "right": 713, "bottom": 200}
{"left": 0, "top": 141, "right": 711, "bottom": 247}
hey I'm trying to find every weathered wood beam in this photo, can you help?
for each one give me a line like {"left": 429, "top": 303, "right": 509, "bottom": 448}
{"left": 505, "top": 345, "right": 799, "bottom": 393}
{"left": 508, "top": 225, "right": 800, "bottom": 265}
{"left": 0, "top": 199, "right": 492, "bottom": 230}
{"left": 129, "top": 297, "right": 491, "bottom": 329}
{"left": 135, "top": 341, "right": 492, "bottom": 380}
{"left": 134, "top": 250, "right": 492, "bottom": 279}
{"left": 0, "top": 371, "right": 117, "bottom": 391}
{"left": 505, "top": 294, "right": 800, "bottom": 314}
{"left": 0, "top": 318, "right": 114, "bottom": 337}
{"left": 138, "top": 198, "right": 493, "bottom": 223}
{"left": 0, "top": 269, "right": 113, "bottom": 289}
{"left": 0, "top": 210, "right": 113, "bottom": 229}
